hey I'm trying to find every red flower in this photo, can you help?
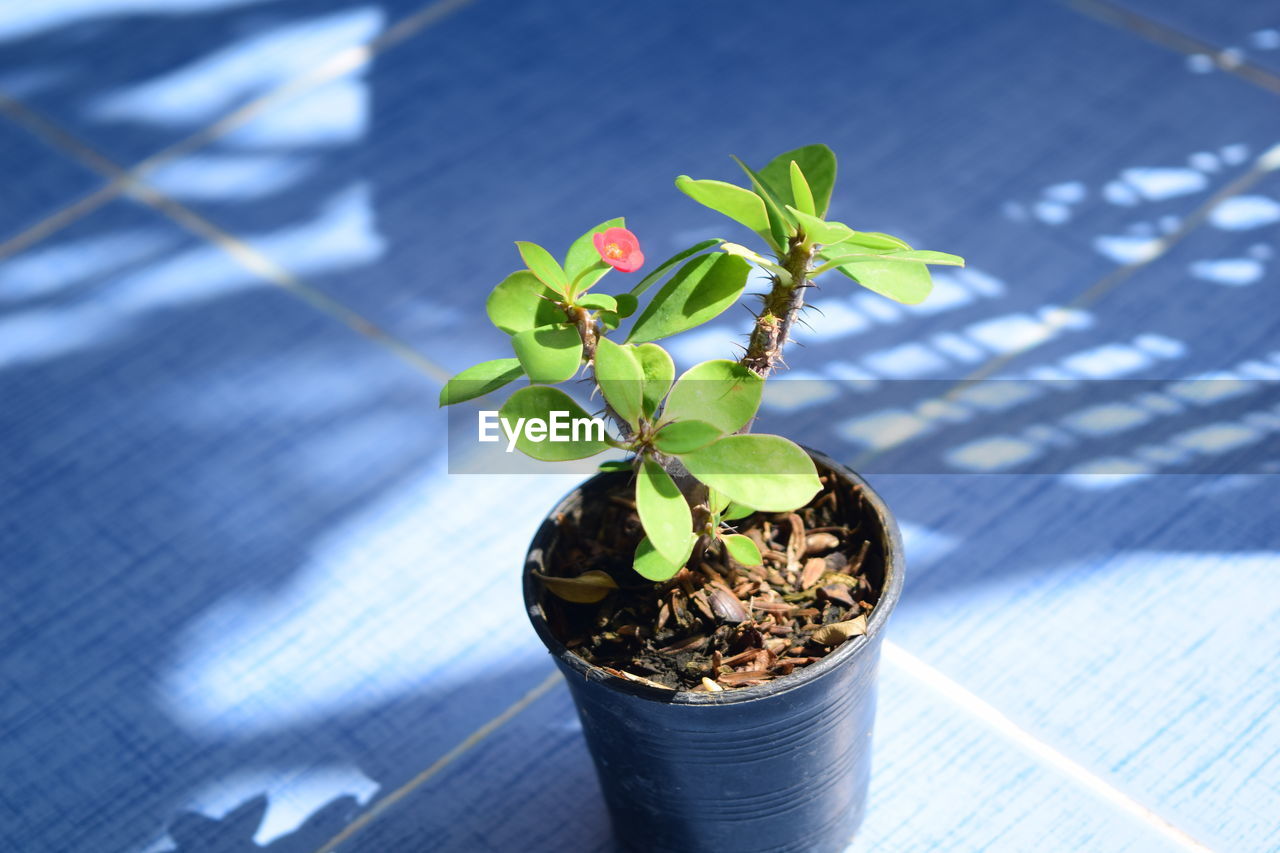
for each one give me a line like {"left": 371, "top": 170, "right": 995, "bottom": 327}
{"left": 592, "top": 227, "right": 644, "bottom": 273}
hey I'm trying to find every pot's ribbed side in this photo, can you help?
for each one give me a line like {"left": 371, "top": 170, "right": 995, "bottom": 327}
{"left": 555, "top": 638, "right": 882, "bottom": 853}
{"left": 524, "top": 450, "right": 901, "bottom": 853}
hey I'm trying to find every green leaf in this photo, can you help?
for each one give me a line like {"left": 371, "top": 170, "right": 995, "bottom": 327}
{"left": 564, "top": 217, "right": 624, "bottom": 295}
{"left": 708, "top": 487, "right": 731, "bottom": 515}
{"left": 721, "top": 533, "right": 762, "bottom": 566}
{"left": 498, "top": 386, "right": 610, "bottom": 461}
{"left": 759, "top": 144, "right": 837, "bottom": 216}
{"left": 438, "top": 358, "right": 523, "bottom": 406}
{"left": 789, "top": 161, "right": 816, "bottom": 216}
{"left": 785, "top": 206, "right": 855, "bottom": 245}
{"left": 731, "top": 155, "right": 794, "bottom": 251}
{"left": 634, "top": 343, "right": 674, "bottom": 419}
{"left": 845, "top": 231, "right": 911, "bottom": 251}
{"left": 486, "top": 271, "right": 564, "bottom": 334}
{"left": 576, "top": 293, "right": 618, "bottom": 312}
{"left": 661, "top": 359, "right": 763, "bottom": 434}
{"left": 681, "top": 434, "right": 821, "bottom": 512}
{"left": 722, "top": 502, "right": 754, "bottom": 521}
{"left": 614, "top": 293, "right": 638, "bottom": 318}
{"left": 512, "top": 323, "right": 583, "bottom": 383}
{"left": 534, "top": 570, "right": 618, "bottom": 604}
{"left": 593, "top": 337, "right": 645, "bottom": 429}
{"left": 600, "top": 310, "right": 621, "bottom": 330}
{"left": 598, "top": 458, "right": 635, "bottom": 473}
{"left": 653, "top": 419, "right": 723, "bottom": 454}
{"left": 629, "top": 239, "right": 721, "bottom": 298}
{"left": 636, "top": 458, "right": 694, "bottom": 565}
{"left": 818, "top": 248, "right": 964, "bottom": 268}
{"left": 515, "top": 241, "right": 570, "bottom": 296}
{"left": 827, "top": 255, "right": 934, "bottom": 304}
{"left": 633, "top": 534, "right": 694, "bottom": 582}
{"left": 674, "top": 176, "right": 770, "bottom": 238}
{"left": 627, "top": 253, "right": 751, "bottom": 344}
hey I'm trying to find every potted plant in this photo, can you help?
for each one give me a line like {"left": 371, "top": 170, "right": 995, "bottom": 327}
{"left": 440, "top": 145, "right": 963, "bottom": 853}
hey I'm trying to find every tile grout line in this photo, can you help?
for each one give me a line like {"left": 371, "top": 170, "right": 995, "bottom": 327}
{"left": 1068, "top": 0, "right": 1280, "bottom": 97}
{"left": 312, "top": 670, "right": 562, "bottom": 853}
{"left": 882, "top": 642, "right": 1218, "bottom": 852}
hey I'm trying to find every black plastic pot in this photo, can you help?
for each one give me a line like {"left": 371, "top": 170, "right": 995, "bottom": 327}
{"left": 523, "top": 448, "right": 903, "bottom": 853}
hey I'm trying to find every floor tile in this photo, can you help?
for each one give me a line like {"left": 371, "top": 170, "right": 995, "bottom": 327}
{"left": 1105, "top": 0, "right": 1280, "bottom": 75}
{"left": 0, "top": 116, "right": 103, "bottom": 243}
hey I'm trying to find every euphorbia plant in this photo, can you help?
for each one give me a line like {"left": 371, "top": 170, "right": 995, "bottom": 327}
{"left": 440, "top": 144, "right": 962, "bottom": 594}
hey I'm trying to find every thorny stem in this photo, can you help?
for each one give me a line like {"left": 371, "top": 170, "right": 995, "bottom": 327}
{"left": 742, "top": 233, "right": 815, "bottom": 377}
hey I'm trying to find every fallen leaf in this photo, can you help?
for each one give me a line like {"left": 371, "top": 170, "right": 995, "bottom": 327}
{"left": 534, "top": 570, "right": 618, "bottom": 603}
{"left": 811, "top": 616, "right": 868, "bottom": 646}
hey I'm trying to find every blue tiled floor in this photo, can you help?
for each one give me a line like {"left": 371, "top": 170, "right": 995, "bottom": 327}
{"left": 1, "top": 1, "right": 1277, "bottom": 852}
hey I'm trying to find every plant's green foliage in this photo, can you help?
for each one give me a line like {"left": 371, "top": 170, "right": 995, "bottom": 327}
{"left": 486, "top": 271, "right": 563, "bottom": 334}
{"left": 759, "top": 144, "right": 837, "bottom": 216}
{"left": 516, "top": 241, "right": 570, "bottom": 296}
{"left": 785, "top": 206, "right": 855, "bottom": 245}
{"left": 721, "top": 502, "right": 754, "bottom": 521}
{"left": 818, "top": 248, "right": 964, "bottom": 269}
{"left": 653, "top": 419, "right": 723, "bottom": 454}
{"left": 614, "top": 293, "right": 639, "bottom": 318}
{"left": 633, "top": 534, "right": 695, "bottom": 582}
{"left": 637, "top": 458, "right": 694, "bottom": 565}
{"left": 594, "top": 338, "right": 645, "bottom": 429}
{"left": 789, "top": 161, "right": 816, "bottom": 216}
{"left": 708, "top": 487, "right": 731, "bottom": 516}
{"left": 630, "top": 239, "right": 721, "bottom": 298}
{"left": 845, "top": 231, "right": 911, "bottom": 251}
{"left": 576, "top": 293, "right": 618, "bottom": 312}
{"left": 722, "top": 533, "right": 762, "bottom": 566}
{"left": 680, "top": 434, "right": 821, "bottom": 512}
{"left": 564, "top": 217, "right": 624, "bottom": 295}
{"left": 438, "top": 358, "right": 524, "bottom": 406}
{"left": 627, "top": 254, "right": 751, "bottom": 343}
{"left": 822, "top": 252, "right": 934, "bottom": 304}
{"left": 634, "top": 343, "right": 675, "bottom": 419}
{"left": 598, "top": 458, "right": 635, "bottom": 473}
{"left": 661, "top": 359, "right": 763, "bottom": 434}
{"left": 674, "top": 176, "right": 770, "bottom": 239}
{"left": 720, "top": 242, "right": 792, "bottom": 281}
{"left": 731, "top": 155, "right": 794, "bottom": 250}
{"left": 498, "top": 386, "right": 610, "bottom": 460}
{"left": 512, "top": 323, "right": 583, "bottom": 383}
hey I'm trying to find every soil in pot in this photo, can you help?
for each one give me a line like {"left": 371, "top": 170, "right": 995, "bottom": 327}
{"left": 535, "top": 461, "right": 887, "bottom": 692}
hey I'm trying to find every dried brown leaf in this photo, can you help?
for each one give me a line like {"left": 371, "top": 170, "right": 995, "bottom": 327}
{"left": 534, "top": 570, "right": 618, "bottom": 604}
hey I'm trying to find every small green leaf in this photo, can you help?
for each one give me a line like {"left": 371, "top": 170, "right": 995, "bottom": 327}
{"left": 438, "top": 358, "right": 523, "bottom": 406}
{"left": 627, "top": 253, "right": 751, "bottom": 344}
{"left": 498, "top": 386, "right": 609, "bottom": 461}
{"left": 674, "top": 176, "right": 770, "bottom": 238}
{"left": 600, "top": 310, "right": 621, "bottom": 330}
{"left": 759, "top": 144, "right": 837, "bottom": 216}
{"left": 845, "top": 231, "right": 911, "bottom": 251}
{"left": 731, "top": 155, "right": 794, "bottom": 251}
{"left": 594, "top": 337, "right": 645, "bottom": 429}
{"left": 789, "top": 161, "right": 816, "bottom": 217}
{"left": 630, "top": 239, "right": 721, "bottom": 298}
{"left": 661, "top": 359, "right": 763, "bottom": 434}
{"left": 637, "top": 458, "right": 694, "bottom": 565}
{"left": 681, "top": 434, "right": 821, "bottom": 512}
{"left": 633, "top": 534, "right": 694, "bottom": 582}
{"left": 785, "top": 206, "right": 855, "bottom": 245}
{"left": 576, "top": 293, "right": 618, "bottom": 312}
{"left": 818, "top": 248, "right": 964, "bottom": 269}
{"left": 721, "top": 533, "right": 762, "bottom": 567}
{"left": 653, "top": 419, "right": 723, "bottom": 454}
{"left": 564, "top": 217, "right": 624, "bottom": 294}
{"left": 515, "top": 241, "right": 570, "bottom": 296}
{"left": 708, "top": 487, "right": 731, "bottom": 515}
{"left": 512, "top": 324, "right": 583, "bottom": 383}
{"left": 486, "top": 271, "right": 564, "bottom": 334}
{"left": 722, "top": 502, "right": 754, "bottom": 521}
{"left": 534, "top": 570, "right": 618, "bottom": 604}
{"left": 827, "top": 255, "right": 934, "bottom": 304}
{"left": 598, "top": 458, "right": 635, "bottom": 473}
{"left": 614, "top": 293, "right": 638, "bottom": 318}
{"left": 634, "top": 343, "right": 675, "bottom": 419}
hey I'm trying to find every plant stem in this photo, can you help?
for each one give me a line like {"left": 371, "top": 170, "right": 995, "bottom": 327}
{"left": 741, "top": 234, "right": 814, "bottom": 377}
